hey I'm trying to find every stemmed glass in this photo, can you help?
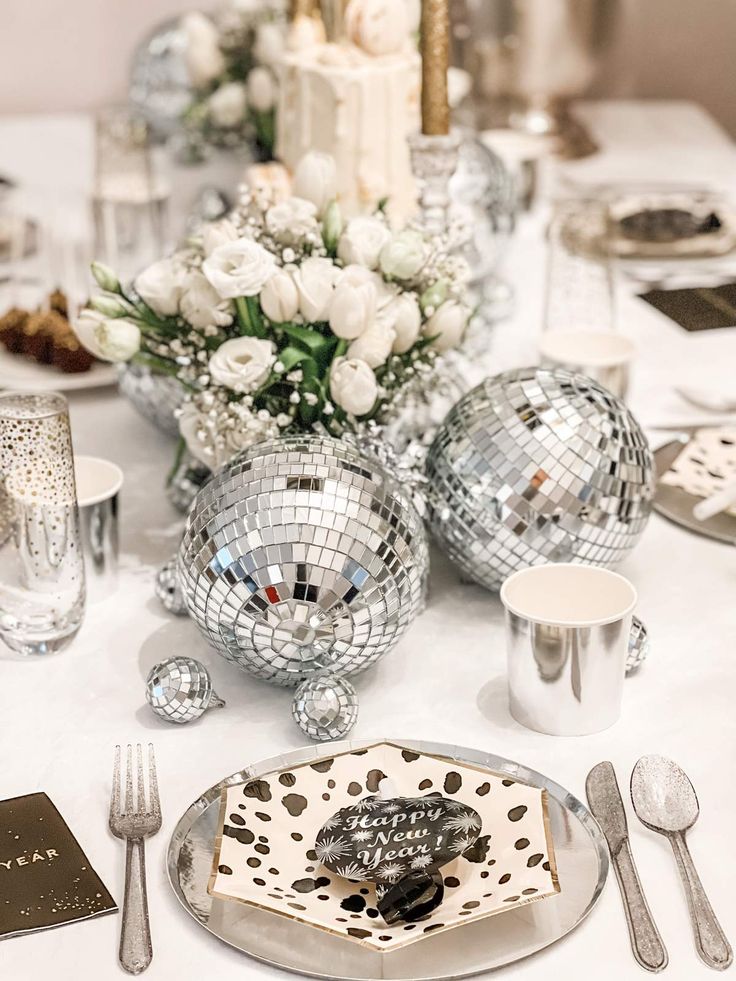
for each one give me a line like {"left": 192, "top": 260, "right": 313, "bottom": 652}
{"left": 0, "top": 392, "right": 85, "bottom": 655}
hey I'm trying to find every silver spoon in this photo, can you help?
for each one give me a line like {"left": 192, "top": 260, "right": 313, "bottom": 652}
{"left": 631, "top": 755, "right": 733, "bottom": 971}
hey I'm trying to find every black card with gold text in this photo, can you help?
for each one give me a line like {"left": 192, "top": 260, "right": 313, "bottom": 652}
{"left": 0, "top": 792, "right": 117, "bottom": 940}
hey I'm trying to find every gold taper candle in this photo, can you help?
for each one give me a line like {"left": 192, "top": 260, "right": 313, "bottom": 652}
{"left": 421, "top": 0, "right": 450, "bottom": 136}
{"left": 290, "top": 0, "right": 315, "bottom": 21}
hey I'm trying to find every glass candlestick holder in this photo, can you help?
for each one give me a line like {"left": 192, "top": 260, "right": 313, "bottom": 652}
{"left": 409, "top": 130, "right": 461, "bottom": 236}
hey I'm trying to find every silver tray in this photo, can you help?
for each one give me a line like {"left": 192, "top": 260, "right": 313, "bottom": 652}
{"left": 654, "top": 434, "right": 736, "bottom": 545}
{"left": 166, "top": 738, "right": 608, "bottom": 980}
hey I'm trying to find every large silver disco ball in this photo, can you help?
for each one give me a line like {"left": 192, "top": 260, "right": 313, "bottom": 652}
{"left": 178, "top": 434, "right": 429, "bottom": 686}
{"left": 426, "top": 367, "right": 655, "bottom": 590}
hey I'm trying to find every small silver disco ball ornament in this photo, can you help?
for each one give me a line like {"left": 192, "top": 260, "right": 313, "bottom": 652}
{"left": 178, "top": 435, "right": 429, "bottom": 686}
{"left": 291, "top": 674, "right": 358, "bottom": 742}
{"left": 129, "top": 17, "right": 192, "bottom": 141}
{"left": 626, "top": 615, "right": 650, "bottom": 675}
{"left": 118, "top": 362, "right": 186, "bottom": 438}
{"left": 426, "top": 367, "right": 655, "bottom": 590}
{"left": 145, "top": 656, "right": 225, "bottom": 724}
{"left": 155, "top": 557, "right": 188, "bottom": 615}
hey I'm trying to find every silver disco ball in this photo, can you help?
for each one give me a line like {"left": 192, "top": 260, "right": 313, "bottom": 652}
{"left": 426, "top": 366, "right": 655, "bottom": 590}
{"left": 178, "top": 434, "right": 429, "bottom": 686}
{"left": 129, "top": 17, "right": 192, "bottom": 141}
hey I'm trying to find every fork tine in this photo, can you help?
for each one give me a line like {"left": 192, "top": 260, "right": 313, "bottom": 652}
{"left": 110, "top": 745, "right": 121, "bottom": 822}
{"left": 136, "top": 743, "right": 146, "bottom": 815}
{"left": 124, "top": 744, "right": 134, "bottom": 816}
{"left": 148, "top": 744, "right": 160, "bottom": 818}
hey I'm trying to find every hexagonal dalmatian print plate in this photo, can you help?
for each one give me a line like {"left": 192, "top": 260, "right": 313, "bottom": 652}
{"left": 208, "top": 741, "right": 559, "bottom": 952}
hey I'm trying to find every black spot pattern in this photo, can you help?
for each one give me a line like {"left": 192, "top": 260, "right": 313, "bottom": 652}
{"left": 508, "top": 805, "right": 527, "bottom": 822}
{"left": 444, "top": 876, "right": 460, "bottom": 887}
{"left": 228, "top": 813, "right": 245, "bottom": 826}
{"left": 401, "top": 750, "right": 420, "bottom": 762}
{"left": 476, "top": 782, "right": 491, "bottom": 796}
{"left": 443, "top": 771, "right": 462, "bottom": 794}
{"left": 347, "top": 928, "right": 372, "bottom": 939}
{"left": 279, "top": 773, "right": 296, "bottom": 787}
{"left": 255, "top": 812, "right": 271, "bottom": 822}
{"left": 224, "top": 826, "right": 254, "bottom": 845}
{"left": 247, "top": 858, "right": 260, "bottom": 868}
{"left": 514, "top": 838, "right": 530, "bottom": 850}
{"left": 254, "top": 843, "right": 270, "bottom": 855}
{"left": 347, "top": 782, "right": 362, "bottom": 796}
{"left": 527, "top": 853, "right": 544, "bottom": 867}
{"left": 292, "top": 876, "right": 331, "bottom": 893}
{"left": 462, "top": 834, "right": 491, "bottom": 863}
{"left": 281, "top": 794, "right": 308, "bottom": 816}
{"left": 418, "top": 779, "right": 433, "bottom": 790}
{"left": 366, "top": 769, "right": 386, "bottom": 792}
{"left": 243, "top": 780, "right": 272, "bottom": 802}
{"left": 218, "top": 865, "right": 232, "bottom": 875}
{"left": 340, "top": 894, "right": 367, "bottom": 912}
{"left": 310, "top": 759, "right": 334, "bottom": 773}
{"left": 499, "top": 873, "right": 511, "bottom": 884}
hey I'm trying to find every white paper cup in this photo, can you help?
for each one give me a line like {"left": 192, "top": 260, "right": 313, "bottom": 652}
{"left": 538, "top": 330, "right": 635, "bottom": 398}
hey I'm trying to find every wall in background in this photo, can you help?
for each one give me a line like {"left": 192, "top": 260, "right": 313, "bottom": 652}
{"left": 0, "top": 0, "right": 734, "bottom": 135}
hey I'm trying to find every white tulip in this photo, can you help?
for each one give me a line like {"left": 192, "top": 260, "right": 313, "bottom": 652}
{"left": 247, "top": 66, "right": 276, "bottom": 113}
{"left": 329, "top": 279, "right": 377, "bottom": 340}
{"left": 208, "top": 82, "right": 248, "bottom": 128}
{"left": 74, "top": 308, "right": 140, "bottom": 362}
{"left": 72, "top": 308, "right": 110, "bottom": 360}
{"left": 90, "top": 294, "right": 128, "bottom": 318}
{"left": 265, "top": 197, "right": 319, "bottom": 245}
{"left": 260, "top": 270, "right": 299, "bottom": 322}
{"left": 135, "top": 257, "right": 183, "bottom": 317}
{"left": 424, "top": 299, "right": 469, "bottom": 352}
{"left": 203, "top": 238, "right": 277, "bottom": 299}
{"left": 337, "top": 216, "right": 391, "bottom": 270}
{"left": 179, "top": 271, "right": 233, "bottom": 329}
{"left": 209, "top": 336, "right": 276, "bottom": 393}
{"left": 293, "top": 151, "right": 337, "bottom": 217}
{"left": 254, "top": 21, "right": 284, "bottom": 65}
{"left": 347, "top": 319, "right": 395, "bottom": 367}
{"left": 90, "top": 261, "right": 120, "bottom": 293}
{"left": 202, "top": 217, "right": 239, "bottom": 257}
{"left": 339, "top": 263, "right": 396, "bottom": 311}
{"left": 379, "top": 229, "right": 426, "bottom": 279}
{"left": 345, "top": 0, "right": 410, "bottom": 55}
{"left": 182, "top": 12, "right": 225, "bottom": 88}
{"left": 293, "top": 256, "right": 338, "bottom": 321}
{"left": 329, "top": 357, "right": 378, "bottom": 416}
{"left": 387, "top": 292, "right": 421, "bottom": 353}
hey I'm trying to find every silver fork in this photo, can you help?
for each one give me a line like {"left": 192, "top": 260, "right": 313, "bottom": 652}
{"left": 109, "top": 744, "right": 162, "bottom": 975}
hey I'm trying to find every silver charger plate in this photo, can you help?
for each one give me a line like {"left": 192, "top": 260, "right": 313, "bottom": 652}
{"left": 167, "top": 738, "right": 608, "bottom": 980}
{"left": 654, "top": 434, "right": 736, "bottom": 545}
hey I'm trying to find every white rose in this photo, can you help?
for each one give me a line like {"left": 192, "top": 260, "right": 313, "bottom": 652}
{"left": 347, "top": 319, "right": 395, "bottom": 367}
{"left": 209, "top": 336, "right": 276, "bottom": 393}
{"left": 379, "top": 229, "right": 426, "bottom": 279}
{"left": 202, "top": 217, "right": 239, "bottom": 257}
{"left": 329, "top": 279, "right": 377, "bottom": 340}
{"left": 345, "top": 0, "right": 409, "bottom": 55}
{"left": 178, "top": 402, "right": 211, "bottom": 467}
{"left": 74, "top": 309, "right": 140, "bottom": 362}
{"left": 265, "top": 197, "right": 319, "bottom": 244}
{"left": 179, "top": 271, "right": 233, "bottom": 329}
{"left": 337, "top": 216, "right": 391, "bottom": 269}
{"left": 330, "top": 357, "right": 378, "bottom": 416}
{"left": 424, "top": 299, "right": 469, "bottom": 352}
{"left": 208, "top": 82, "right": 247, "bottom": 128}
{"left": 294, "top": 256, "right": 338, "bottom": 321}
{"left": 387, "top": 293, "right": 421, "bottom": 353}
{"left": 260, "top": 270, "right": 299, "bottom": 322}
{"left": 182, "top": 12, "right": 225, "bottom": 88}
{"left": 293, "top": 152, "right": 337, "bottom": 217}
{"left": 254, "top": 21, "right": 283, "bottom": 65}
{"left": 247, "top": 66, "right": 276, "bottom": 113}
{"left": 203, "top": 238, "right": 277, "bottom": 299}
{"left": 135, "top": 257, "right": 183, "bottom": 316}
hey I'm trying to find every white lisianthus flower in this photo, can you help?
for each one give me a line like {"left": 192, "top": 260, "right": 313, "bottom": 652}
{"left": 345, "top": 0, "right": 410, "bottom": 55}
{"left": 329, "top": 278, "right": 377, "bottom": 339}
{"left": 265, "top": 197, "right": 319, "bottom": 244}
{"left": 337, "top": 216, "right": 391, "bottom": 269}
{"left": 202, "top": 217, "right": 239, "bottom": 257}
{"left": 293, "top": 151, "right": 337, "bottom": 216}
{"left": 424, "top": 299, "right": 469, "bottom": 351}
{"left": 379, "top": 229, "right": 426, "bottom": 279}
{"left": 208, "top": 82, "right": 248, "bottom": 128}
{"left": 179, "top": 271, "right": 233, "bottom": 329}
{"left": 329, "top": 357, "right": 378, "bottom": 415}
{"left": 347, "top": 319, "right": 395, "bottom": 367}
{"left": 135, "top": 257, "right": 184, "bottom": 316}
{"left": 387, "top": 292, "right": 421, "bottom": 353}
{"left": 294, "top": 256, "right": 338, "bottom": 321}
{"left": 208, "top": 336, "right": 276, "bottom": 393}
{"left": 247, "top": 66, "right": 276, "bottom": 113}
{"left": 260, "top": 270, "right": 299, "bottom": 322}
{"left": 182, "top": 12, "right": 225, "bottom": 88}
{"left": 203, "top": 238, "right": 277, "bottom": 299}
{"left": 74, "top": 308, "right": 140, "bottom": 362}
{"left": 253, "top": 21, "right": 284, "bottom": 65}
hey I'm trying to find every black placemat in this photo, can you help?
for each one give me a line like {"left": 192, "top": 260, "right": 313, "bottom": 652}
{"left": 640, "top": 282, "right": 736, "bottom": 331}
{"left": 0, "top": 792, "right": 116, "bottom": 940}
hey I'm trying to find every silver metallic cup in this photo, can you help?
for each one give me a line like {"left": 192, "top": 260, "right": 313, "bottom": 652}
{"left": 538, "top": 330, "right": 635, "bottom": 400}
{"left": 500, "top": 563, "right": 639, "bottom": 736}
{"left": 74, "top": 456, "right": 123, "bottom": 603}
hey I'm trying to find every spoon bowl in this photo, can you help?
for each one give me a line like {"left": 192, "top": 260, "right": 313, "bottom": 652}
{"left": 631, "top": 754, "right": 699, "bottom": 833}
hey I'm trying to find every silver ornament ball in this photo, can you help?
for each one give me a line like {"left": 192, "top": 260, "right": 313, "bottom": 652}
{"left": 291, "top": 674, "right": 358, "bottom": 742}
{"left": 178, "top": 434, "right": 429, "bottom": 687}
{"left": 155, "top": 557, "right": 188, "bottom": 615}
{"left": 426, "top": 367, "right": 655, "bottom": 590}
{"left": 145, "top": 656, "right": 225, "bottom": 724}
{"left": 626, "top": 614, "right": 650, "bottom": 675}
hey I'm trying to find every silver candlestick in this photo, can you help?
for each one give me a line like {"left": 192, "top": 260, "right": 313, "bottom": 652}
{"left": 409, "top": 130, "right": 461, "bottom": 236}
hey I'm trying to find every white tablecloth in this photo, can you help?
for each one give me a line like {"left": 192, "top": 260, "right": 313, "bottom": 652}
{"left": 2, "top": 102, "right": 735, "bottom": 981}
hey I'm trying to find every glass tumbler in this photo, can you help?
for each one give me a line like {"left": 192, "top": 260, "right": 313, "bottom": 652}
{"left": 0, "top": 392, "right": 86, "bottom": 655}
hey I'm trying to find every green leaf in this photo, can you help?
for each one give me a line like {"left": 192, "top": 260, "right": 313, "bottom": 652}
{"left": 245, "top": 296, "right": 266, "bottom": 337}
{"left": 283, "top": 323, "right": 331, "bottom": 354}
{"left": 278, "top": 347, "right": 314, "bottom": 372}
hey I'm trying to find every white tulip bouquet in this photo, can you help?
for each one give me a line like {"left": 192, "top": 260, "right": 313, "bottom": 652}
{"left": 180, "top": 0, "right": 286, "bottom": 158}
{"left": 75, "top": 153, "right": 472, "bottom": 470}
